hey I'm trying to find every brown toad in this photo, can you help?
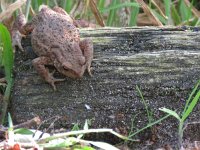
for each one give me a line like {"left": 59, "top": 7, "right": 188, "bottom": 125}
{"left": 14, "top": 6, "right": 93, "bottom": 90}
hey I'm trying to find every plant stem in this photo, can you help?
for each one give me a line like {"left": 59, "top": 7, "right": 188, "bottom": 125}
{"left": 178, "top": 121, "right": 184, "bottom": 147}
{"left": 0, "top": 79, "right": 13, "bottom": 124}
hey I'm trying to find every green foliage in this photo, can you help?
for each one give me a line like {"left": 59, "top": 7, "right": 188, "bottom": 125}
{"left": 136, "top": 85, "right": 153, "bottom": 124}
{"left": 100, "top": 2, "right": 139, "bottom": 13}
{"left": 0, "top": 24, "right": 14, "bottom": 124}
{"left": 129, "top": 0, "right": 139, "bottom": 26}
{"left": 164, "top": 0, "right": 171, "bottom": 18}
{"left": 71, "top": 123, "right": 80, "bottom": 131}
{"left": 0, "top": 42, "right": 3, "bottom": 67}
{"left": 8, "top": 113, "right": 13, "bottom": 129}
{"left": 159, "top": 80, "right": 200, "bottom": 146}
{"left": 128, "top": 114, "right": 170, "bottom": 138}
{"left": 164, "top": 0, "right": 197, "bottom": 25}
{"left": 127, "top": 85, "right": 170, "bottom": 139}
{"left": 63, "top": 0, "right": 74, "bottom": 13}
{"left": 182, "top": 81, "right": 200, "bottom": 121}
{"left": 31, "top": 0, "right": 43, "bottom": 11}
{"left": 28, "top": 0, "right": 200, "bottom": 26}
{"left": 171, "top": 4, "right": 182, "bottom": 25}
{"left": 14, "top": 128, "right": 34, "bottom": 135}
{"left": 0, "top": 24, "right": 13, "bottom": 82}
{"left": 25, "top": 0, "right": 32, "bottom": 20}
{"left": 98, "top": 0, "right": 106, "bottom": 10}
{"left": 129, "top": 81, "right": 200, "bottom": 146}
{"left": 106, "top": 0, "right": 119, "bottom": 26}
{"left": 100, "top": 1, "right": 139, "bottom": 26}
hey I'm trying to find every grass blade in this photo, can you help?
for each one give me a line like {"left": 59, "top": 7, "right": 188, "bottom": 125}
{"left": 182, "top": 84, "right": 200, "bottom": 122}
{"left": 64, "top": 0, "right": 73, "bottom": 12}
{"left": 151, "top": 9, "right": 167, "bottom": 24}
{"left": 0, "top": 24, "right": 14, "bottom": 124}
{"left": 83, "top": 140, "right": 119, "bottom": 150}
{"left": 106, "top": 0, "right": 117, "bottom": 26}
{"left": 128, "top": 114, "right": 170, "bottom": 138}
{"left": 0, "top": 24, "right": 13, "bottom": 82}
{"left": 98, "top": 0, "right": 105, "bottom": 10}
{"left": 136, "top": 85, "right": 153, "bottom": 123}
{"left": 182, "top": 80, "right": 200, "bottom": 115}
{"left": 171, "top": 4, "right": 181, "bottom": 25}
{"left": 179, "top": 0, "right": 192, "bottom": 24}
{"left": 8, "top": 112, "right": 13, "bottom": 129}
{"left": 25, "top": 0, "right": 31, "bottom": 20}
{"left": 163, "top": 0, "right": 172, "bottom": 25}
{"left": 101, "top": 2, "right": 139, "bottom": 13}
{"left": 14, "top": 128, "right": 34, "bottom": 134}
{"left": 129, "top": 0, "right": 139, "bottom": 26}
{"left": 7, "top": 113, "right": 14, "bottom": 144}
{"left": 159, "top": 107, "right": 181, "bottom": 121}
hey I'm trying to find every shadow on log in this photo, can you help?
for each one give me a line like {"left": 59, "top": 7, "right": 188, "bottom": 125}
{"left": 12, "top": 27, "right": 200, "bottom": 149}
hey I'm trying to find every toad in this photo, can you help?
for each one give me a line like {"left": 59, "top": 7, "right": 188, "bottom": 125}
{"left": 13, "top": 6, "right": 93, "bottom": 90}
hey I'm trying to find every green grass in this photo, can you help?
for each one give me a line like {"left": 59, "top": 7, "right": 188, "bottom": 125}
{"left": 25, "top": 0, "right": 32, "bottom": 20}
{"left": 136, "top": 85, "right": 153, "bottom": 124}
{"left": 128, "top": 114, "right": 170, "bottom": 138}
{"left": 128, "top": 85, "right": 170, "bottom": 139}
{"left": 128, "top": 81, "right": 200, "bottom": 148}
{"left": 129, "top": 0, "right": 139, "bottom": 26}
{"left": 63, "top": 0, "right": 74, "bottom": 13}
{"left": 24, "top": 0, "right": 200, "bottom": 26}
{"left": 159, "top": 80, "right": 200, "bottom": 147}
{"left": 0, "top": 43, "right": 3, "bottom": 67}
{"left": 0, "top": 24, "right": 14, "bottom": 124}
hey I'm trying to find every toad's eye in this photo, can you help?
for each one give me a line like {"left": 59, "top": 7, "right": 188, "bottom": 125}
{"left": 62, "top": 62, "right": 72, "bottom": 71}
{"left": 62, "top": 65, "right": 71, "bottom": 72}
{"left": 63, "top": 66, "right": 69, "bottom": 71}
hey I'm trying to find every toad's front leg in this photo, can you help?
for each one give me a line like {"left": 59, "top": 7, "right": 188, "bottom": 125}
{"left": 32, "top": 56, "right": 65, "bottom": 90}
{"left": 79, "top": 39, "right": 94, "bottom": 76}
{"left": 12, "top": 12, "right": 34, "bottom": 52}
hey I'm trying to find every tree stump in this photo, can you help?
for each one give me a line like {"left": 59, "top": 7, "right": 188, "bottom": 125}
{"left": 12, "top": 27, "right": 200, "bottom": 149}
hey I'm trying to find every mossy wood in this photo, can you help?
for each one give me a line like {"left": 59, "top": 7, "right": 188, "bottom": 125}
{"left": 12, "top": 27, "right": 200, "bottom": 134}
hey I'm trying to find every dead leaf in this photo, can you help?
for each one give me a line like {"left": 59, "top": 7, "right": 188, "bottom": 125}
{"left": 0, "top": 0, "right": 27, "bottom": 22}
{"left": 136, "top": 0, "right": 163, "bottom": 26}
{"left": 89, "top": 0, "right": 105, "bottom": 27}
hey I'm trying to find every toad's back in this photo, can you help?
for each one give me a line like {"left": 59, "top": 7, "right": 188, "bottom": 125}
{"left": 31, "top": 7, "right": 80, "bottom": 56}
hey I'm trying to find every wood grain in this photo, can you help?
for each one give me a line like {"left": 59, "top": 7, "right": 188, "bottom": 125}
{"left": 12, "top": 27, "right": 200, "bottom": 147}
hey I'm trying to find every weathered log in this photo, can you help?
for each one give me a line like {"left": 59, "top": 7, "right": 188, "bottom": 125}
{"left": 12, "top": 27, "right": 200, "bottom": 148}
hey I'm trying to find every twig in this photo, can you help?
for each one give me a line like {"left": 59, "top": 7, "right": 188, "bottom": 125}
{"left": 13, "top": 116, "right": 41, "bottom": 129}
{"left": 38, "top": 128, "right": 138, "bottom": 144}
{"left": 135, "top": 0, "right": 163, "bottom": 26}
{"left": 89, "top": 0, "right": 105, "bottom": 27}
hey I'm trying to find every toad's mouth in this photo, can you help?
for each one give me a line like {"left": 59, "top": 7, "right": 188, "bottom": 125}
{"left": 60, "top": 66, "right": 83, "bottom": 78}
